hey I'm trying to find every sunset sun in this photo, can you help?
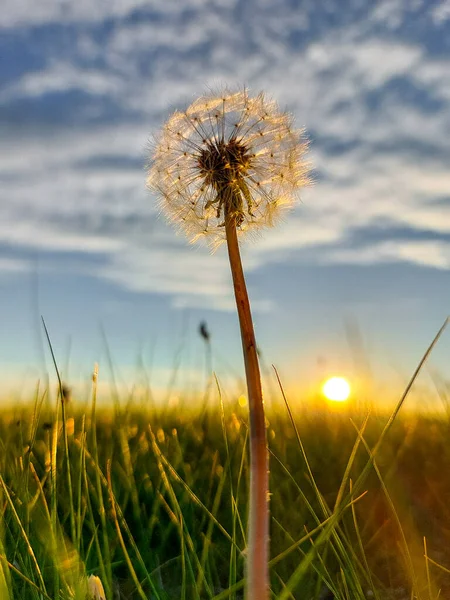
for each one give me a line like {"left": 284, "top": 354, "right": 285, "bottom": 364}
{"left": 322, "top": 376, "right": 351, "bottom": 402}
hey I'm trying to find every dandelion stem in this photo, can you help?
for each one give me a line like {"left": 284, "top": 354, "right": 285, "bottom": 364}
{"left": 224, "top": 203, "right": 269, "bottom": 600}
{"left": 149, "top": 88, "right": 308, "bottom": 598}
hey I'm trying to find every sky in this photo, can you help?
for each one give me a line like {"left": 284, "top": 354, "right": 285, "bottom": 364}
{"left": 1, "top": 0, "right": 450, "bottom": 406}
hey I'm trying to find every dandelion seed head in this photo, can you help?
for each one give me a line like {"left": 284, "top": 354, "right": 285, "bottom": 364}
{"left": 147, "top": 88, "right": 309, "bottom": 247}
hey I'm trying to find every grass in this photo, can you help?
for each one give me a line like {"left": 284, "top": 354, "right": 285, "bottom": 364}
{"left": 1, "top": 371, "right": 450, "bottom": 600}
{"left": 0, "top": 320, "right": 448, "bottom": 599}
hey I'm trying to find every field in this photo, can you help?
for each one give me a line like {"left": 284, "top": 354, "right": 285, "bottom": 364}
{"left": 1, "top": 373, "right": 450, "bottom": 600}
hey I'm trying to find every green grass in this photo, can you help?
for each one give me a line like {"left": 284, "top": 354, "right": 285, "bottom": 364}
{"left": 1, "top": 376, "right": 450, "bottom": 599}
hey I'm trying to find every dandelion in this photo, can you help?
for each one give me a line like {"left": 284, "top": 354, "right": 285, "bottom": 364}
{"left": 87, "top": 574, "right": 106, "bottom": 600}
{"left": 147, "top": 88, "right": 309, "bottom": 600}
{"left": 148, "top": 88, "right": 308, "bottom": 247}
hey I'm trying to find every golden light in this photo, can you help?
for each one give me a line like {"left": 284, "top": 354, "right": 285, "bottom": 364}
{"left": 322, "top": 377, "right": 351, "bottom": 402}
{"left": 238, "top": 394, "right": 247, "bottom": 407}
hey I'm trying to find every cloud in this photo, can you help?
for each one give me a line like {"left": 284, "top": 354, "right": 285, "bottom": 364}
{"left": 0, "top": 0, "right": 210, "bottom": 28}
{"left": 0, "top": 62, "right": 124, "bottom": 101}
{"left": 0, "top": 257, "right": 30, "bottom": 275}
{"left": 1, "top": 0, "right": 449, "bottom": 310}
{"left": 431, "top": 0, "right": 450, "bottom": 25}
{"left": 325, "top": 239, "right": 450, "bottom": 270}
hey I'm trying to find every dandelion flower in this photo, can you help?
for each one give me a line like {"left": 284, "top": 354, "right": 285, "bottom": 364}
{"left": 147, "top": 88, "right": 309, "bottom": 600}
{"left": 147, "top": 88, "right": 308, "bottom": 246}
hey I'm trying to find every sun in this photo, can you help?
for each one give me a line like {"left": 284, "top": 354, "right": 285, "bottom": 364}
{"left": 322, "top": 376, "right": 351, "bottom": 402}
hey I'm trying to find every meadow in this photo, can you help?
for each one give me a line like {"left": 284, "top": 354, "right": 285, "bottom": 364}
{"left": 1, "top": 361, "right": 450, "bottom": 600}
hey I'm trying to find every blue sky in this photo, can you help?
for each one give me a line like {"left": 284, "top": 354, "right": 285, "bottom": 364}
{"left": 1, "top": 0, "right": 450, "bottom": 404}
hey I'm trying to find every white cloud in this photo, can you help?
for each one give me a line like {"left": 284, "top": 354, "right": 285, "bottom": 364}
{"left": 1, "top": 0, "right": 449, "bottom": 311}
{"left": 0, "top": 62, "right": 123, "bottom": 101}
{"left": 0, "top": 0, "right": 211, "bottom": 28}
{"left": 370, "top": 0, "right": 413, "bottom": 29}
{"left": 326, "top": 240, "right": 450, "bottom": 269}
{"left": 431, "top": 0, "right": 450, "bottom": 24}
{"left": 0, "top": 258, "right": 30, "bottom": 274}
{"left": 0, "top": 219, "right": 124, "bottom": 253}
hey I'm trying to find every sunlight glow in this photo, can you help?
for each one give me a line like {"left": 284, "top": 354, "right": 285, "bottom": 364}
{"left": 322, "top": 377, "right": 351, "bottom": 402}
{"left": 238, "top": 394, "right": 247, "bottom": 407}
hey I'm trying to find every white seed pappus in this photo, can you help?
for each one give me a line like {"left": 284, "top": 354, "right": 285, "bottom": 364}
{"left": 147, "top": 89, "right": 309, "bottom": 247}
